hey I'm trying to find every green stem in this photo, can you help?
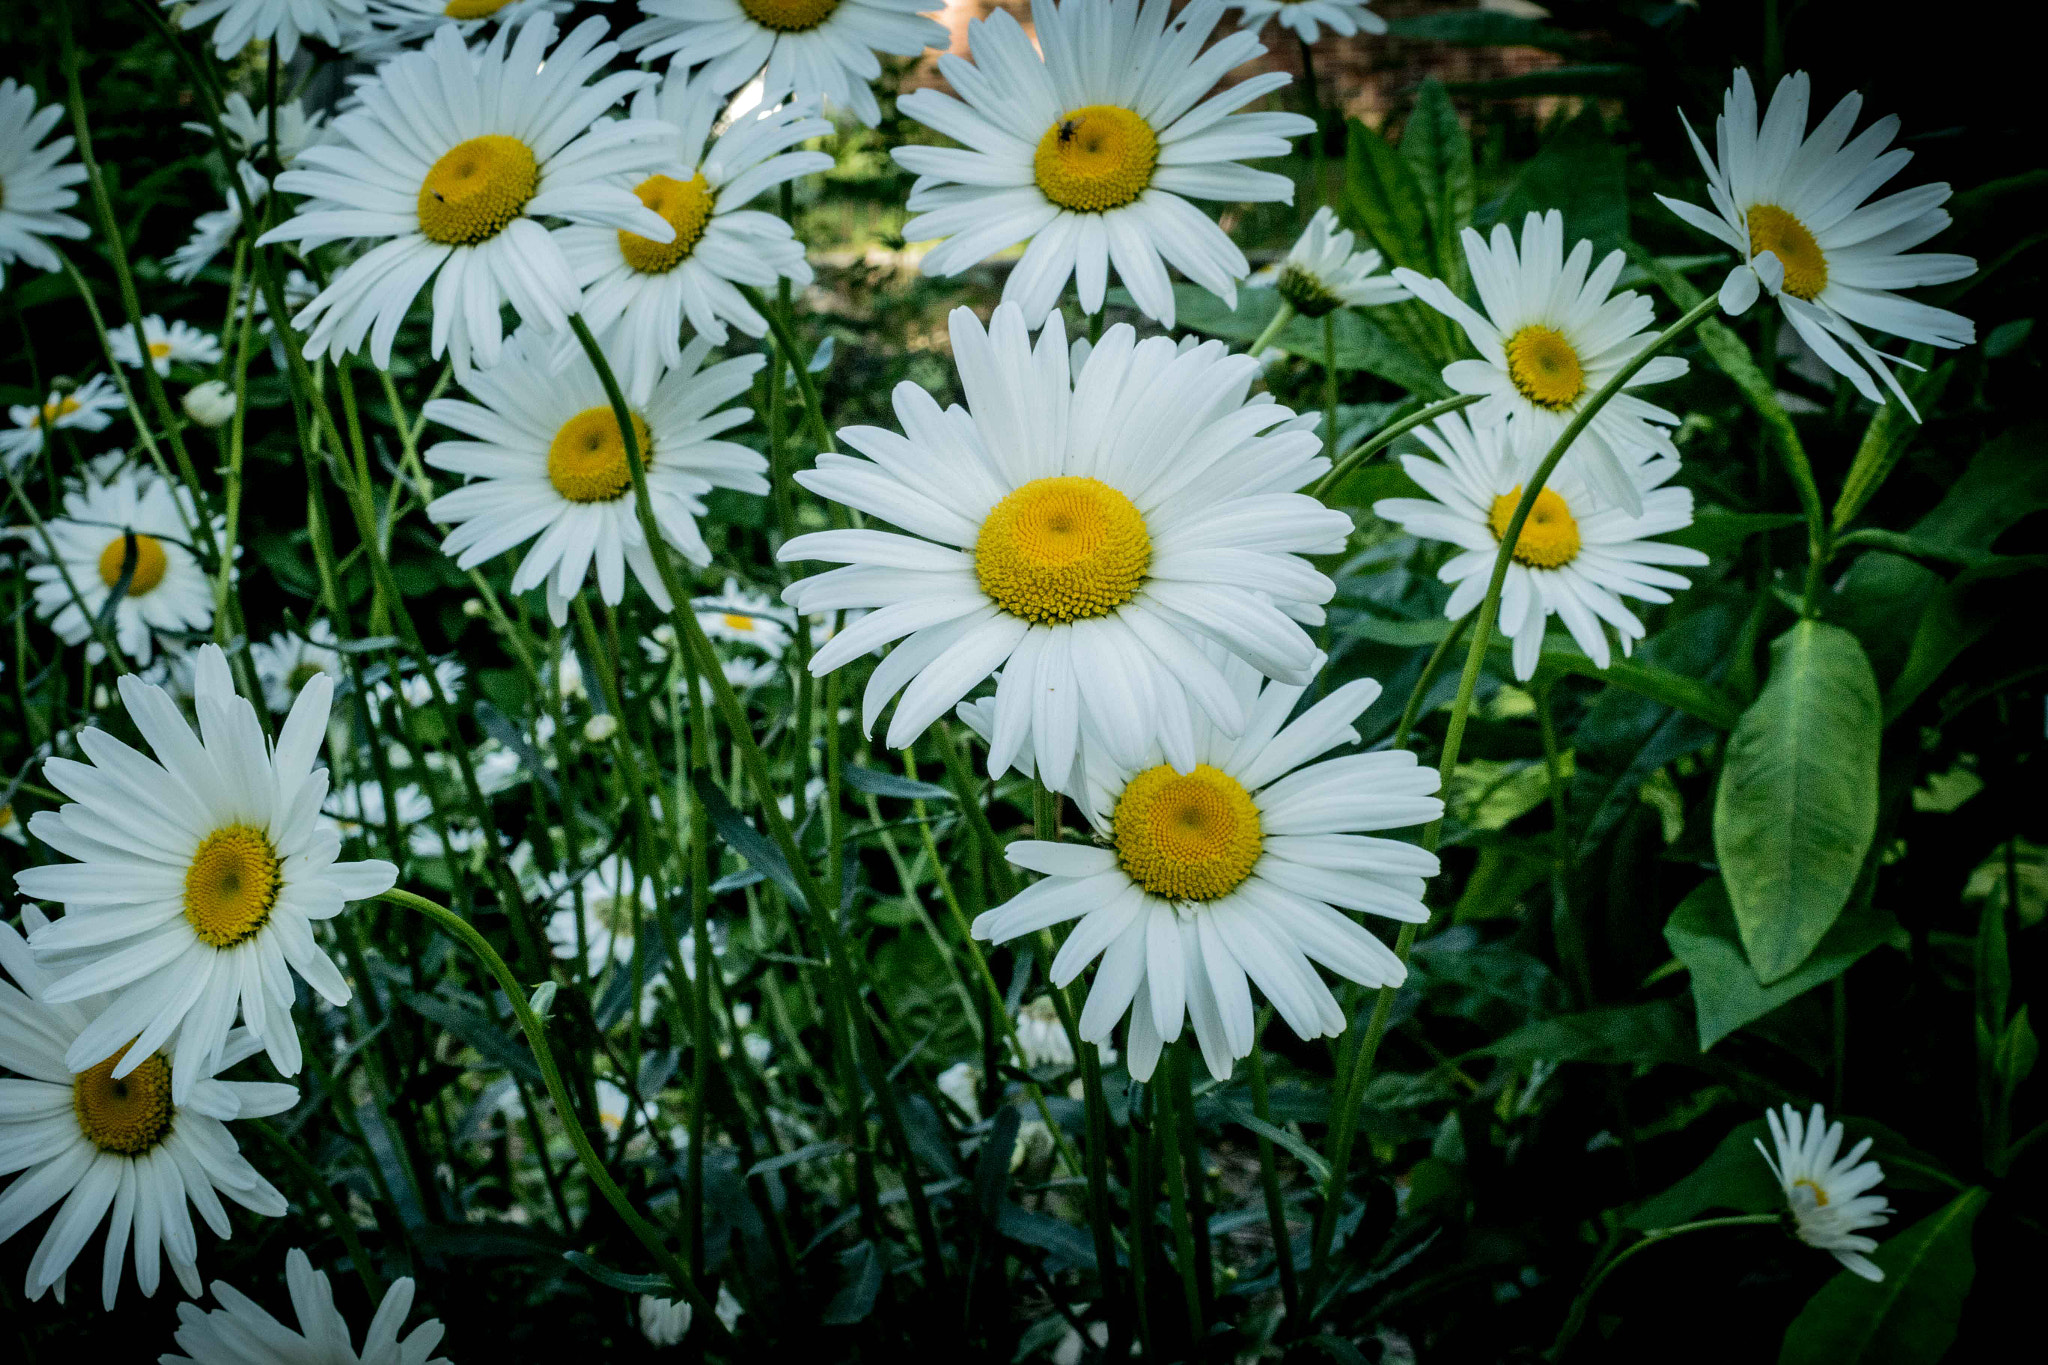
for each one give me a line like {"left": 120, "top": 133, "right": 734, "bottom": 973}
{"left": 249, "top": 1118, "right": 384, "bottom": 1301}
{"left": 1322, "top": 313, "right": 1339, "bottom": 464}
{"left": 1391, "top": 609, "right": 1477, "bottom": 750}
{"left": 1548, "top": 1214, "right": 1781, "bottom": 1358}
{"left": 1154, "top": 1046, "right": 1205, "bottom": 1349}
{"left": 1249, "top": 300, "right": 1297, "bottom": 361}
{"left": 1246, "top": 1043, "right": 1300, "bottom": 1322}
{"left": 1311, "top": 393, "right": 1482, "bottom": 499}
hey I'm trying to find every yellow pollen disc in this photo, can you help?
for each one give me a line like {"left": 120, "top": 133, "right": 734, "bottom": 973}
{"left": 445, "top": 0, "right": 515, "bottom": 16}
{"left": 148, "top": 340, "right": 173, "bottom": 360}
{"left": 739, "top": 0, "right": 841, "bottom": 31}
{"left": 44, "top": 396, "right": 81, "bottom": 421}
{"left": 1504, "top": 324, "right": 1586, "bottom": 411}
{"left": 618, "top": 173, "right": 716, "bottom": 275}
{"left": 417, "top": 134, "right": 539, "bottom": 247}
{"left": 548, "top": 406, "right": 652, "bottom": 504}
{"left": 1488, "top": 486, "right": 1581, "bottom": 569}
{"left": 97, "top": 533, "right": 169, "bottom": 594}
{"left": 73, "top": 1046, "right": 175, "bottom": 1156}
{"left": 1034, "top": 105, "right": 1159, "bottom": 213}
{"left": 1113, "top": 764, "right": 1264, "bottom": 903}
{"left": 1793, "top": 1177, "right": 1830, "bottom": 1207}
{"left": 722, "top": 613, "right": 756, "bottom": 632}
{"left": 1747, "top": 203, "right": 1828, "bottom": 301}
{"left": 974, "top": 476, "right": 1151, "bottom": 624}
{"left": 184, "top": 824, "right": 283, "bottom": 949}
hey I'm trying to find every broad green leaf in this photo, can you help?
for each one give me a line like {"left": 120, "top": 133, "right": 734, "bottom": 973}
{"left": 1626, "top": 1119, "right": 1782, "bottom": 1229}
{"left": 1778, "top": 1188, "right": 1988, "bottom": 1365}
{"left": 1399, "top": 81, "right": 1473, "bottom": 291}
{"left": 823, "top": 1241, "right": 886, "bottom": 1324}
{"left": 1662, "top": 508, "right": 1806, "bottom": 561}
{"left": 1494, "top": 109, "right": 1628, "bottom": 257}
{"left": 841, "top": 764, "right": 953, "bottom": 802}
{"left": 1343, "top": 117, "right": 1436, "bottom": 276}
{"left": 1480, "top": 999, "right": 1695, "bottom": 1066}
{"left": 1452, "top": 840, "right": 1549, "bottom": 922}
{"left": 1543, "top": 655, "right": 1744, "bottom": 732}
{"left": 1884, "top": 556, "right": 2045, "bottom": 722}
{"left": 1128, "top": 284, "right": 1447, "bottom": 396}
{"left": 1715, "top": 622, "right": 1881, "bottom": 984}
{"left": 997, "top": 1204, "right": 1099, "bottom": 1272}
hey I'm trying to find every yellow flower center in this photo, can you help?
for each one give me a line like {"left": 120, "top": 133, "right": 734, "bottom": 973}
{"left": 183, "top": 824, "right": 283, "bottom": 948}
{"left": 73, "top": 1046, "right": 175, "bottom": 1156}
{"left": 148, "top": 339, "right": 173, "bottom": 360}
{"left": 1113, "top": 764, "right": 1264, "bottom": 903}
{"left": 722, "top": 613, "right": 756, "bottom": 632}
{"left": 1034, "top": 106, "right": 1159, "bottom": 213}
{"left": 97, "top": 533, "right": 170, "bottom": 595}
{"left": 974, "top": 476, "right": 1151, "bottom": 624}
{"left": 738, "top": 0, "right": 841, "bottom": 31}
{"left": 42, "top": 395, "right": 82, "bottom": 422}
{"left": 618, "top": 173, "right": 716, "bottom": 275}
{"left": 548, "top": 406, "right": 652, "bottom": 504}
{"left": 1488, "top": 486, "right": 1581, "bottom": 570}
{"left": 417, "top": 134, "right": 539, "bottom": 247}
{"left": 1746, "top": 203, "right": 1828, "bottom": 301}
{"left": 445, "top": 0, "right": 515, "bottom": 16}
{"left": 1504, "top": 325, "right": 1586, "bottom": 411}
{"left": 1793, "top": 1176, "right": 1830, "bottom": 1207}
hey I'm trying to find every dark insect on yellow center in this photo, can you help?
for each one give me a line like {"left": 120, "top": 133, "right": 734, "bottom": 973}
{"left": 974, "top": 476, "right": 1151, "bottom": 624}
{"left": 1034, "top": 106, "right": 1158, "bottom": 213}
{"left": 1113, "top": 764, "right": 1264, "bottom": 902}
{"left": 417, "top": 134, "right": 539, "bottom": 247}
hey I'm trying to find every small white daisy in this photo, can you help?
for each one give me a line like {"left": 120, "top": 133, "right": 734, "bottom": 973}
{"left": 258, "top": 15, "right": 674, "bottom": 373}
{"left": 622, "top": 0, "right": 948, "bottom": 129}
{"left": 348, "top": 0, "right": 584, "bottom": 57}
{"left": 0, "top": 79, "right": 90, "bottom": 292}
{"left": 1265, "top": 205, "right": 1408, "bottom": 316}
{"left": 1225, "top": 0, "right": 1385, "bottom": 44}
{"left": 422, "top": 327, "right": 767, "bottom": 626}
{"left": 1014, "top": 995, "right": 1073, "bottom": 1068}
{"left": 108, "top": 315, "right": 224, "bottom": 377}
{"left": 370, "top": 658, "right": 466, "bottom": 714}
{"left": 1757, "top": 1102, "right": 1893, "bottom": 1281}
{"left": 543, "top": 852, "right": 655, "bottom": 973}
{"left": 14, "top": 645, "right": 398, "bottom": 1102}
{"left": 966, "top": 650, "right": 1441, "bottom": 1081}
{"left": 1659, "top": 69, "right": 1975, "bottom": 414}
{"left": 2, "top": 374, "right": 125, "bottom": 465}
{"left": 187, "top": 93, "right": 328, "bottom": 165}
{"left": 163, "top": 0, "right": 371, "bottom": 62}
{"left": 895, "top": 0, "right": 1311, "bottom": 328}
{"left": 780, "top": 303, "right": 1349, "bottom": 794}
{"left": 162, "top": 1247, "right": 452, "bottom": 1365}
{"left": 696, "top": 576, "right": 793, "bottom": 657}
{"left": 323, "top": 781, "right": 434, "bottom": 847}
{"left": 249, "top": 620, "right": 343, "bottom": 713}
{"left": 0, "top": 905, "right": 295, "bottom": 1308}
{"left": 1392, "top": 210, "right": 1689, "bottom": 517}
{"left": 639, "top": 1293, "right": 693, "bottom": 1346}
{"left": 27, "top": 468, "right": 215, "bottom": 664}
{"left": 1372, "top": 412, "right": 1706, "bottom": 681}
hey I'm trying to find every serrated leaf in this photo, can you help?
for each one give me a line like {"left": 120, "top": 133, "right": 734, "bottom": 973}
{"left": 1778, "top": 1188, "right": 1988, "bottom": 1365}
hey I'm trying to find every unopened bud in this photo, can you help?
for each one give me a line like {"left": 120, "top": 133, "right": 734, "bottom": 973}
{"left": 461, "top": 598, "right": 485, "bottom": 618}
{"left": 583, "top": 713, "right": 620, "bottom": 744}
{"left": 182, "top": 379, "right": 237, "bottom": 428}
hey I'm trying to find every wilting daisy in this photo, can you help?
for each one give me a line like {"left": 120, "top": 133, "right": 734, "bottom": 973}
{"left": 259, "top": 16, "right": 674, "bottom": 372}
{"left": 1225, "top": 0, "right": 1385, "bottom": 44}
{"left": 163, "top": 0, "right": 370, "bottom": 61}
{"left": 0, "top": 905, "right": 294, "bottom": 1307}
{"left": 423, "top": 327, "right": 767, "bottom": 625}
{"left": 1266, "top": 206, "right": 1407, "bottom": 317}
{"left": 1392, "top": 210, "right": 1687, "bottom": 516}
{"left": 250, "top": 620, "right": 343, "bottom": 713}
{"left": 1659, "top": 69, "right": 1974, "bottom": 414}
{"left": 967, "top": 651, "right": 1441, "bottom": 1080}
{"left": 560, "top": 68, "right": 831, "bottom": 386}
{"left": 0, "top": 79, "right": 89, "bottom": 292}
{"left": 15, "top": 645, "right": 398, "bottom": 1102}
{"left": 895, "top": 0, "right": 1311, "bottom": 327}
{"left": 696, "top": 576, "right": 793, "bottom": 657}
{"left": 1372, "top": 412, "right": 1705, "bottom": 681}
{"left": 1757, "top": 1103, "right": 1893, "bottom": 1281}
{"left": 349, "top": 0, "right": 582, "bottom": 56}
{"left": 163, "top": 1247, "right": 451, "bottom": 1365}
{"left": 2, "top": 374, "right": 124, "bottom": 464}
{"left": 622, "top": 0, "right": 948, "bottom": 129}
{"left": 780, "top": 303, "right": 1348, "bottom": 794}
{"left": 27, "top": 469, "right": 215, "bottom": 664}
{"left": 108, "top": 316, "right": 224, "bottom": 377}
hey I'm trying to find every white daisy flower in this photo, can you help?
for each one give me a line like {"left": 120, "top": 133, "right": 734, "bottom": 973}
{"left": 322, "top": 782, "right": 434, "bottom": 849}
{"left": 1392, "top": 210, "right": 1688, "bottom": 517}
{"left": 1014, "top": 994, "right": 1073, "bottom": 1068}
{"left": 695, "top": 576, "right": 794, "bottom": 657}
{"left": 162, "top": 1247, "right": 452, "bottom": 1365}
{"left": 621, "top": 0, "right": 949, "bottom": 129}
{"left": 779, "top": 303, "right": 1350, "bottom": 794}
{"left": 348, "top": 0, "right": 583, "bottom": 57}
{"left": 0, "top": 79, "right": 90, "bottom": 293}
{"left": 543, "top": 852, "right": 655, "bottom": 973}
{"left": 249, "top": 620, "right": 343, "bottom": 713}
{"left": 1658, "top": 69, "right": 1975, "bottom": 414}
{"left": 639, "top": 1293, "right": 693, "bottom": 1346}
{"left": 2, "top": 803, "right": 26, "bottom": 845}
{"left": 1372, "top": 412, "right": 1706, "bottom": 681}
{"left": 108, "top": 315, "right": 224, "bottom": 377}
{"left": 370, "top": 658, "right": 466, "bottom": 714}
{"left": 894, "top": 0, "right": 1311, "bottom": 328}
{"left": 966, "top": 652, "right": 1442, "bottom": 1081}
{"left": 423, "top": 327, "right": 768, "bottom": 626}
{"left": 163, "top": 0, "right": 371, "bottom": 62}
{"left": 1757, "top": 1102, "right": 1893, "bottom": 1282}
{"left": 14, "top": 645, "right": 399, "bottom": 1102}
{"left": 559, "top": 68, "right": 832, "bottom": 388}
{"left": 0, "top": 905, "right": 294, "bottom": 1308}
{"left": 27, "top": 469, "right": 215, "bottom": 664}
{"left": 2, "top": 374, "right": 124, "bottom": 465}
{"left": 594, "top": 1077, "right": 659, "bottom": 1138}
{"left": 188, "top": 93, "right": 328, "bottom": 165}
{"left": 169, "top": 195, "right": 250, "bottom": 286}
{"left": 1265, "top": 205, "right": 1408, "bottom": 316}
{"left": 257, "top": 15, "right": 675, "bottom": 373}
{"left": 1225, "top": 0, "right": 1385, "bottom": 44}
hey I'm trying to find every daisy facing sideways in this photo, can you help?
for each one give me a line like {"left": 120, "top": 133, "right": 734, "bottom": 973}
{"left": 1757, "top": 1102, "right": 1893, "bottom": 1281}
{"left": 422, "top": 327, "right": 767, "bottom": 625}
{"left": 1267, "top": 205, "right": 1408, "bottom": 317}
{"left": 2, "top": 374, "right": 124, "bottom": 464}
{"left": 0, "top": 906, "right": 295, "bottom": 1308}
{"left": 27, "top": 468, "right": 215, "bottom": 664}
{"left": 895, "top": 0, "right": 1311, "bottom": 327}
{"left": 1372, "top": 413, "right": 1705, "bottom": 681}
{"left": 14, "top": 646, "right": 398, "bottom": 1102}
{"left": 1659, "top": 69, "right": 1974, "bottom": 414}
{"left": 162, "top": 1247, "right": 451, "bottom": 1365}
{"left": 966, "top": 650, "right": 1442, "bottom": 1081}
{"left": 779, "top": 303, "right": 1352, "bottom": 795}
{"left": 249, "top": 619, "right": 344, "bottom": 713}
{"left": 1225, "top": 0, "right": 1385, "bottom": 45}
{"left": 0, "top": 79, "right": 89, "bottom": 293}
{"left": 164, "top": 0, "right": 369, "bottom": 62}
{"left": 108, "top": 315, "right": 223, "bottom": 377}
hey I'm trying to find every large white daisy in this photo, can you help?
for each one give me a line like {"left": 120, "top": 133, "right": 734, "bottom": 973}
{"left": 0, "top": 905, "right": 294, "bottom": 1308}
{"left": 1372, "top": 412, "right": 1706, "bottom": 681}
{"left": 0, "top": 79, "right": 90, "bottom": 293}
{"left": 1757, "top": 1102, "right": 1892, "bottom": 1282}
{"left": 27, "top": 468, "right": 216, "bottom": 665}
{"left": 108, "top": 315, "right": 224, "bottom": 377}
{"left": 13, "top": 645, "right": 398, "bottom": 1102}
{"left": 257, "top": 15, "right": 675, "bottom": 373}
{"left": 622, "top": 0, "right": 948, "bottom": 129}
{"left": 422, "top": 326, "right": 768, "bottom": 625}
{"left": 165, "top": 0, "right": 371, "bottom": 61}
{"left": 163, "top": 1247, "right": 452, "bottom": 1365}
{"left": 1, "top": 374, "right": 124, "bottom": 466}
{"left": 965, "top": 650, "right": 1441, "bottom": 1081}
{"left": 1393, "top": 210, "right": 1688, "bottom": 517}
{"left": 1658, "top": 69, "right": 1975, "bottom": 414}
{"left": 778, "top": 302, "right": 1350, "bottom": 795}
{"left": 1225, "top": 0, "right": 1385, "bottom": 45}
{"left": 894, "top": 0, "right": 1311, "bottom": 328}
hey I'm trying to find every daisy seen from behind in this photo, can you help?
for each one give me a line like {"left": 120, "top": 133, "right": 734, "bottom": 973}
{"left": 164, "top": 0, "right": 370, "bottom": 61}
{"left": 0, "top": 79, "right": 89, "bottom": 292}
{"left": 779, "top": 303, "right": 1352, "bottom": 795}
{"left": 162, "top": 1247, "right": 452, "bottom": 1365}
{"left": 27, "top": 467, "right": 215, "bottom": 664}
{"left": 2, "top": 374, "right": 124, "bottom": 465}
{"left": 1757, "top": 1102, "right": 1893, "bottom": 1281}
{"left": 1372, "top": 412, "right": 1705, "bottom": 681}
{"left": 1268, "top": 205, "right": 1408, "bottom": 316}
{"left": 1225, "top": 0, "right": 1386, "bottom": 45}
{"left": 1659, "top": 69, "right": 1975, "bottom": 414}
{"left": 14, "top": 645, "right": 398, "bottom": 1102}
{"left": 0, "top": 905, "right": 294, "bottom": 1308}
{"left": 108, "top": 315, "right": 223, "bottom": 377}
{"left": 894, "top": 0, "right": 1312, "bottom": 327}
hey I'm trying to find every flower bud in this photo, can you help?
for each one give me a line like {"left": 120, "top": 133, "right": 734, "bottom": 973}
{"left": 582, "top": 713, "right": 620, "bottom": 744}
{"left": 182, "top": 379, "right": 237, "bottom": 428}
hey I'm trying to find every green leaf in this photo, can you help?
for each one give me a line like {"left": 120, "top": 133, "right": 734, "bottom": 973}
{"left": 1343, "top": 117, "right": 1436, "bottom": 276}
{"left": 1543, "top": 655, "right": 1745, "bottom": 732}
{"left": 823, "top": 1240, "right": 886, "bottom": 1324}
{"left": 1480, "top": 999, "right": 1696, "bottom": 1066}
{"left": 401, "top": 990, "right": 541, "bottom": 1082}
{"left": 1131, "top": 284, "right": 1447, "bottom": 396}
{"left": 1220, "top": 1102, "right": 1333, "bottom": 1183}
{"left": 746, "top": 1139, "right": 847, "bottom": 1179}
{"left": 1778, "top": 1187, "right": 1989, "bottom": 1365}
{"left": 1715, "top": 622, "right": 1881, "bottom": 984}
{"left": 1626, "top": 1119, "right": 1783, "bottom": 1229}
{"left": 1662, "top": 508, "right": 1807, "bottom": 561}
{"left": 696, "top": 776, "right": 806, "bottom": 906}
{"left": 1884, "top": 555, "right": 2045, "bottom": 722}
{"left": 841, "top": 765, "right": 953, "bottom": 802}
{"left": 997, "top": 1204, "right": 1098, "bottom": 1272}
{"left": 563, "top": 1250, "right": 673, "bottom": 1294}
{"left": 1398, "top": 81, "right": 1474, "bottom": 291}
{"left": 1494, "top": 108, "right": 1628, "bottom": 257}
